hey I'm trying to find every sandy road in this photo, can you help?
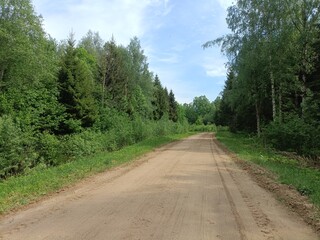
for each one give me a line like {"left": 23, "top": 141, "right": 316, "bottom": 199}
{"left": 0, "top": 133, "right": 318, "bottom": 240}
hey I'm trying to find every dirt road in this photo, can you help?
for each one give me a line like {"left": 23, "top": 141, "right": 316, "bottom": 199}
{"left": 0, "top": 133, "right": 318, "bottom": 240}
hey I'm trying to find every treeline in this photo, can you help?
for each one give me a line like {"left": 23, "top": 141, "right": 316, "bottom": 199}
{"left": 205, "top": 0, "right": 320, "bottom": 157}
{"left": 0, "top": 1, "right": 188, "bottom": 178}
{"left": 183, "top": 96, "right": 215, "bottom": 125}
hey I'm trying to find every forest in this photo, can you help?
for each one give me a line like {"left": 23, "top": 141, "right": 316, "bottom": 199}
{"left": 0, "top": 0, "right": 205, "bottom": 179}
{"left": 1, "top": 0, "right": 319, "bottom": 179}
{"left": 206, "top": 0, "right": 320, "bottom": 158}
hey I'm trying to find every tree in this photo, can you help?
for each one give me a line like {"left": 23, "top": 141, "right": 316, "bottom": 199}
{"left": 103, "top": 38, "right": 131, "bottom": 113}
{"left": 168, "top": 90, "right": 178, "bottom": 122}
{"left": 152, "top": 75, "right": 169, "bottom": 120}
{"left": 127, "top": 37, "right": 154, "bottom": 118}
{"left": 78, "top": 31, "right": 106, "bottom": 105}
{"left": 205, "top": 0, "right": 320, "bottom": 155}
{"left": 58, "top": 35, "right": 97, "bottom": 133}
{"left": 0, "top": 0, "right": 64, "bottom": 133}
{"left": 183, "top": 96, "right": 215, "bottom": 125}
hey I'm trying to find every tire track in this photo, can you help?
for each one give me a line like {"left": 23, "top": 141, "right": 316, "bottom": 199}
{"left": 209, "top": 137, "right": 247, "bottom": 240}
{"left": 210, "top": 136, "right": 277, "bottom": 240}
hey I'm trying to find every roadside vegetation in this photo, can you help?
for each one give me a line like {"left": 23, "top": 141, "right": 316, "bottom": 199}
{"left": 205, "top": 0, "right": 320, "bottom": 211}
{"left": 0, "top": 0, "right": 217, "bottom": 215}
{"left": 205, "top": 0, "right": 320, "bottom": 159}
{"left": 216, "top": 127, "right": 320, "bottom": 209}
{"left": 0, "top": 133, "right": 192, "bottom": 214}
{"left": 0, "top": 0, "right": 193, "bottom": 180}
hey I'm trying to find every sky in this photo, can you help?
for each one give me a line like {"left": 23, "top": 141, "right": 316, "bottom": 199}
{"left": 32, "top": 0, "right": 234, "bottom": 104}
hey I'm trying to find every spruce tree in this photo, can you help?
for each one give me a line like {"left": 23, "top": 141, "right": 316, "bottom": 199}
{"left": 58, "top": 36, "right": 97, "bottom": 133}
{"left": 168, "top": 90, "right": 178, "bottom": 122}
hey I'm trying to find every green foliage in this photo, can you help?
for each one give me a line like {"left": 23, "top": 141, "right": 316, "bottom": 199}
{"left": 168, "top": 90, "right": 178, "bottom": 122}
{"left": 0, "top": 132, "right": 192, "bottom": 214}
{"left": 183, "top": 95, "right": 216, "bottom": 125}
{"left": 190, "top": 124, "right": 216, "bottom": 132}
{"left": 0, "top": 116, "right": 37, "bottom": 178}
{"left": 264, "top": 116, "right": 320, "bottom": 157}
{"left": 207, "top": 0, "right": 320, "bottom": 157}
{"left": 61, "top": 130, "right": 104, "bottom": 158}
{"left": 104, "top": 38, "right": 130, "bottom": 112}
{"left": 1, "top": 87, "right": 65, "bottom": 133}
{"left": 216, "top": 128, "right": 320, "bottom": 207}
{"left": 152, "top": 75, "right": 170, "bottom": 120}
{"left": 131, "top": 116, "right": 153, "bottom": 142}
{"left": 37, "top": 132, "right": 61, "bottom": 166}
{"left": 58, "top": 36, "right": 98, "bottom": 133}
{"left": 0, "top": 2, "right": 190, "bottom": 181}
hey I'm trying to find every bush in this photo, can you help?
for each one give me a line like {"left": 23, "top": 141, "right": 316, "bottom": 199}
{"left": 263, "top": 116, "right": 320, "bottom": 157}
{"left": 37, "top": 132, "right": 61, "bottom": 166}
{"left": 132, "top": 117, "right": 152, "bottom": 142}
{"left": 61, "top": 130, "right": 104, "bottom": 159}
{"left": 0, "top": 116, "right": 37, "bottom": 178}
{"left": 0, "top": 112, "right": 191, "bottom": 179}
{"left": 190, "top": 124, "right": 216, "bottom": 132}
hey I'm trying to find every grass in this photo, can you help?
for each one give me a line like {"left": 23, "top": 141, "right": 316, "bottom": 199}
{"left": 0, "top": 133, "right": 192, "bottom": 215}
{"left": 216, "top": 128, "right": 320, "bottom": 208}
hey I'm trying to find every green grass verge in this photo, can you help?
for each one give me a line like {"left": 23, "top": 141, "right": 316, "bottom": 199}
{"left": 216, "top": 128, "right": 320, "bottom": 208}
{"left": 0, "top": 133, "right": 192, "bottom": 215}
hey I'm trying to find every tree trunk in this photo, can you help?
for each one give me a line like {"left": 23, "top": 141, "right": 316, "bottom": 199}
{"left": 255, "top": 100, "right": 261, "bottom": 138}
{"left": 278, "top": 84, "right": 282, "bottom": 123}
{"left": 101, "top": 80, "right": 105, "bottom": 107}
{"left": 301, "top": 72, "right": 307, "bottom": 116}
{"left": 269, "top": 56, "right": 276, "bottom": 121}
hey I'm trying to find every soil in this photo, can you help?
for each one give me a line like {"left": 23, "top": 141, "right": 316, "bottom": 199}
{"left": 0, "top": 133, "right": 318, "bottom": 240}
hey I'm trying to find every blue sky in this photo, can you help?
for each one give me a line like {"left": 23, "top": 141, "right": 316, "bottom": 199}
{"left": 32, "top": 0, "right": 233, "bottom": 103}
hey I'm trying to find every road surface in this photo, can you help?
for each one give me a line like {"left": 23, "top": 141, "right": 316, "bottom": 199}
{"left": 0, "top": 133, "right": 318, "bottom": 240}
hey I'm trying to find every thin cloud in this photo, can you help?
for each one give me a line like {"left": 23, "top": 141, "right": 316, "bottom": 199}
{"left": 216, "top": 0, "right": 234, "bottom": 10}
{"left": 33, "top": 0, "right": 166, "bottom": 44}
{"left": 202, "top": 54, "right": 228, "bottom": 79}
{"left": 205, "top": 66, "right": 226, "bottom": 78}
{"left": 157, "top": 54, "right": 179, "bottom": 64}
{"left": 32, "top": 0, "right": 230, "bottom": 103}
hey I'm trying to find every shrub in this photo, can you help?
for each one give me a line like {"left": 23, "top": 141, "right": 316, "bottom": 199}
{"left": 132, "top": 117, "right": 152, "bottom": 142}
{"left": 61, "top": 130, "right": 103, "bottom": 159}
{"left": 0, "top": 116, "right": 37, "bottom": 178}
{"left": 36, "top": 132, "right": 61, "bottom": 166}
{"left": 0, "top": 112, "right": 191, "bottom": 178}
{"left": 263, "top": 116, "right": 320, "bottom": 157}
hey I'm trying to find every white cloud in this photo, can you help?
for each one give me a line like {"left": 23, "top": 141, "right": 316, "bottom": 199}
{"left": 205, "top": 65, "right": 226, "bottom": 78}
{"left": 33, "top": 0, "right": 170, "bottom": 44}
{"left": 202, "top": 54, "right": 228, "bottom": 79}
{"left": 156, "top": 53, "right": 180, "bottom": 64}
{"left": 32, "top": 0, "right": 229, "bottom": 103}
{"left": 216, "top": 0, "right": 234, "bottom": 10}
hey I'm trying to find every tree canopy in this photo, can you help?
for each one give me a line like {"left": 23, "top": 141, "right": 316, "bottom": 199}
{"left": 205, "top": 0, "right": 320, "bottom": 156}
{"left": 0, "top": 0, "right": 182, "bottom": 178}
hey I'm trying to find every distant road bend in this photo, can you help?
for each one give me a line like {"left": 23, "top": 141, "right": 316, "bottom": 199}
{"left": 0, "top": 133, "right": 318, "bottom": 240}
